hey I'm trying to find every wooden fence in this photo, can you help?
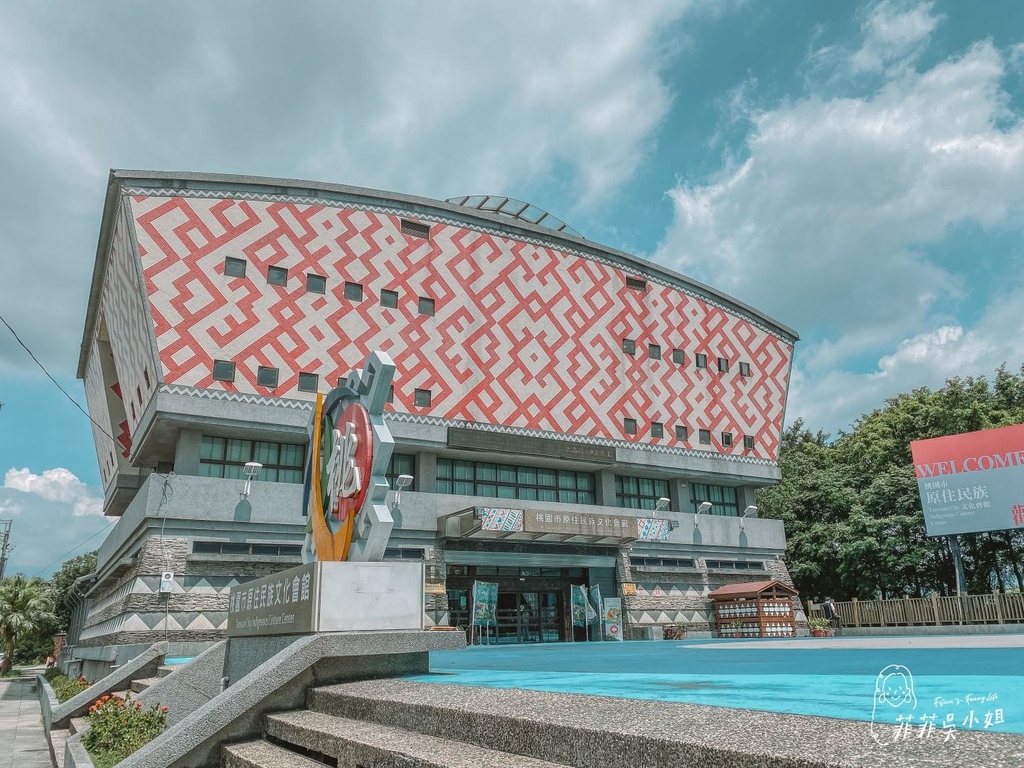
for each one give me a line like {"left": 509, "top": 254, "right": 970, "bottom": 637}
{"left": 809, "top": 593, "right": 1024, "bottom": 627}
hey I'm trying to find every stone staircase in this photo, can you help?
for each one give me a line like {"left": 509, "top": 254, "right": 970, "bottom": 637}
{"left": 129, "top": 664, "right": 178, "bottom": 694}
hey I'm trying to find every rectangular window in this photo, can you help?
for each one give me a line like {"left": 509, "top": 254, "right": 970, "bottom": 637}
{"left": 306, "top": 274, "right": 326, "bottom": 294}
{"left": 648, "top": 343, "right": 661, "bottom": 360}
{"left": 651, "top": 422, "right": 664, "bottom": 438}
{"left": 387, "top": 453, "right": 415, "bottom": 490}
{"left": 743, "top": 435, "right": 755, "bottom": 450}
{"left": 380, "top": 289, "right": 399, "bottom": 308}
{"left": 401, "top": 219, "right": 431, "bottom": 239}
{"left": 199, "top": 435, "right": 305, "bottom": 484}
{"left": 675, "top": 425, "right": 689, "bottom": 441}
{"left": 624, "top": 418, "right": 637, "bottom": 435}
{"left": 257, "top": 366, "right": 279, "bottom": 388}
{"left": 298, "top": 372, "right": 319, "bottom": 392}
{"left": 414, "top": 388, "right": 432, "bottom": 407}
{"left": 143, "top": 368, "right": 151, "bottom": 388}
{"left": 418, "top": 297, "right": 435, "bottom": 316}
{"left": 672, "top": 349, "right": 686, "bottom": 364}
{"left": 436, "top": 458, "right": 596, "bottom": 505}
{"left": 344, "top": 281, "right": 363, "bottom": 301}
{"left": 721, "top": 432, "right": 733, "bottom": 447}
{"left": 212, "top": 360, "right": 235, "bottom": 382}
{"left": 690, "top": 483, "right": 739, "bottom": 517}
{"left": 615, "top": 474, "right": 670, "bottom": 510}
{"left": 626, "top": 276, "right": 647, "bottom": 291}
{"left": 740, "top": 361, "right": 751, "bottom": 377}
{"left": 718, "top": 357, "right": 729, "bottom": 373}
{"left": 698, "top": 429, "right": 711, "bottom": 445}
{"left": 267, "top": 266, "right": 288, "bottom": 287}
{"left": 695, "top": 353, "right": 708, "bottom": 369}
{"left": 224, "top": 257, "right": 246, "bottom": 278}
{"left": 387, "top": 384, "right": 395, "bottom": 403}
{"left": 622, "top": 338, "right": 636, "bottom": 355}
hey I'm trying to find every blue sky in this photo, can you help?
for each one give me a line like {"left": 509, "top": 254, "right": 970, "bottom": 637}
{"left": 2, "top": 1, "right": 1023, "bottom": 576}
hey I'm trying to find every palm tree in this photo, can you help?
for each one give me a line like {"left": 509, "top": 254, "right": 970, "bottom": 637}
{"left": 0, "top": 575, "right": 55, "bottom": 676}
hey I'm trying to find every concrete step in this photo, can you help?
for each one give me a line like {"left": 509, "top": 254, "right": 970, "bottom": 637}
{"left": 222, "top": 739, "right": 326, "bottom": 768}
{"left": 265, "top": 709, "right": 568, "bottom": 768}
{"left": 156, "top": 664, "right": 176, "bottom": 678}
{"left": 130, "top": 677, "right": 161, "bottom": 693}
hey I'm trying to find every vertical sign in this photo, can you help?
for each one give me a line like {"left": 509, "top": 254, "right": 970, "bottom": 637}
{"left": 603, "top": 597, "right": 623, "bottom": 641}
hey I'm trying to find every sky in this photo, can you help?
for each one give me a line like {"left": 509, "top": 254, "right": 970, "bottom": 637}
{"left": 1, "top": 0, "right": 1023, "bottom": 576}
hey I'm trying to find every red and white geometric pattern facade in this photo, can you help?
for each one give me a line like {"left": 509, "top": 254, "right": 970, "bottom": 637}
{"left": 121, "top": 190, "right": 791, "bottom": 462}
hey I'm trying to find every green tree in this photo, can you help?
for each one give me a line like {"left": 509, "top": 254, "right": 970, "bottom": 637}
{"left": 0, "top": 575, "right": 56, "bottom": 675}
{"left": 49, "top": 551, "right": 97, "bottom": 632}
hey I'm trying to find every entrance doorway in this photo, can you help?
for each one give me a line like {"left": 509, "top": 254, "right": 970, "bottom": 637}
{"left": 495, "top": 591, "right": 560, "bottom": 643}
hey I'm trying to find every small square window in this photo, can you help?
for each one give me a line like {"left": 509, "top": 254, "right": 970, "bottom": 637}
{"left": 698, "top": 429, "right": 711, "bottom": 445}
{"left": 740, "top": 362, "right": 751, "bottom": 377}
{"left": 414, "top": 388, "right": 432, "bottom": 407}
{"left": 626, "top": 277, "right": 647, "bottom": 291}
{"left": 224, "top": 257, "right": 246, "bottom": 278}
{"left": 387, "top": 384, "right": 395, "bottom": 403}
{"left": 344, "top": 282, "right": 363, "bottom": 301}
{"left": 298, "top": 372, "right": 319, "bottom": 392}
{"left": 675, "top": 425, "right": 689, "bottom": 441}
{"left": 401, "top": 219, "right": 431, "bottom": 239}
{"left": 695, "top": 353, "right": 708, "bottom": 369}
{"left": 213, "top": 360, "right": 235, "bottom": 382}
{"left": 744, "top": 435, "right": 755, "bottom": 450}
{"left": 267, "top": 266, "right": 288, "bottom": 286}
{"left": 651, "top": 422, "right": 664, "bottom": 438}
{"left": 381, "top": 289, "right": 399, "bottom": 308}
{"left": 672, "top": 349, "right": 686, "bottom": 365}
{"left": 718, "top": 357, "right": 729, "bottom": 373}
{"left": 306, "top": 274, "right": 326, "bottom": 294}
{"left": 418, "top": 297, "right": 435, "bottom": 316}
{"left": 722, "top": 432, "right": 733, "bottom": 447}
{"left": 257, "top": 366, "right": 279, "bottom": 388}
{"left": 648, "top": 343, "right": 661, "bottom": 360}
{"left": 624, "top": 418, "right": 638, "bottom": 435}
{"left": 622, "top": 339, "right": 636, "bottom": 355}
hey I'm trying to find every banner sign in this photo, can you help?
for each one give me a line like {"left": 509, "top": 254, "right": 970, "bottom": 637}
{"left": 911, "top": 424, "right": 1024, "bottom": 536}
{"left": 479, "top": 508, "right": 524, "bottom": 533}
{"left": 525, "top": 510, "right": 636, "bottom": 539}
{"left": 636, "top": 518, "right": 671, "bottom": 541}
{"left": 472, "top": 581, "right": 498, "bottom": 627}
{"left": 603, "top": 597, "right": 624, "bottom": 641}
{"left": 571, "top": 584, "right": 596, "bottom": 627}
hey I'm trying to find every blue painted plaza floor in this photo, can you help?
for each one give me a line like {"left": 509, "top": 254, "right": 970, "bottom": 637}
{"left": 412, "top": 635, "right": 1024, "bottom": 735}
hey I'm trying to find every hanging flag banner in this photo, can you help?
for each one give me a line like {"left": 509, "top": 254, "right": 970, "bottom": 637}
{"left": 471, "top": 581, "right": 498, "bottom": 627}
{"left": 589, "top": 585, "right": 603, "bottom": 624}
{"left": 571, "top": 585, "right": 595, "bottom": 627}
{"left": 603, "top": 597, "right": 624, "bottom": 641}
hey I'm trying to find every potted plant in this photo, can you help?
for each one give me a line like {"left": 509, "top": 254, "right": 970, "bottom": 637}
{"left": 673, "top": 620, "right": 686, "bottom": 640}
{"left": 808, "top": 616, "right": 833, "bottom": 637}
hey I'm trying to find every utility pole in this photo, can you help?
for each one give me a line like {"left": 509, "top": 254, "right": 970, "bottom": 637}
{"left": 0, "top": 520, "right": 11, "bottom": 581}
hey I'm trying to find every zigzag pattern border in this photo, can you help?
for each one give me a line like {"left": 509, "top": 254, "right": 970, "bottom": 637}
{"left": 157, "top": 385, "right": 777, "bottom": 468}
{"left": 124, "top": 186, "right": 789, "bottom": 341}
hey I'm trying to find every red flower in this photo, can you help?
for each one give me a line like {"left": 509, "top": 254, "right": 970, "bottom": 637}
{"left": 160, "top": 705, "right": 168, "bottom": 712}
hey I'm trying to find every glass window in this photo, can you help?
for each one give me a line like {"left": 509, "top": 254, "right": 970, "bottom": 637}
{"left": 740, "top": 361, "right": 751, "bottom": 377}
{"left": 224, "top": 257, "right": 246, "bottom": 278}
{"left": 622, "top": 338, "right": 635, "bottom": 355}
{"left": 624, "top": 418, "right": 637, "bottom": 435}
{"left": 298, "top": 372, "right": 319, "bottom": 392}
{"left": 626, "top": 277, "right": 646, "bottom": 291}
{"left": 675, "top": 425, "right": 688, "bottom": 441}
{"left": 344, "top": 282, "right": 363, "bottom": 301}
{"left": 418, "top": 297, "right": 435, "bottom": 316}
{"left": 690, "top": 483, "right": 739, "bottom": 516}
{"left": 434, "top": 458, "right": 597, "bottom": 505}
{"left": 267, "top": 266, "right": 288, "bottom": 286}
{"left": 699, "top": 429, "right": 711, "bottom": 445}
{"left": 722, "top": 432, "right": 733, "bottom": 447}
{"left": 718, "top": 357, "right": 729, "bottom": 373}
{"left": 199, "top": 435, "right": 305, "bottom": 485}
{"left": 257, "top": 366, "right": 279, "bottom": 387}
{"left": 651, "top": 422, "right": 664, "bottom": 438}
{"left": 306, "top": 274, "right": 326, "bottom": 294}
{"left": 212, "top": 360, "right": 235, "bottom": 382}
{"left": 615, "top": 474, "right": 669, "bottom": 509}
{"left": 672, "top": 349, "right": 685, "bottom": 364}
{"left": 695, "top": 353, "right": 707, "bottom": 369}
{"left": 414, "top": 388, "right": 431, "bottom": 407}
{"left": 744, "top": 435, "right": 755, "bottom": 450}
{"left": 648, "top": 343, "right": 661, "bottom": 360}
{"left": 381, "top": 289, "right": 399, "bottom": 308}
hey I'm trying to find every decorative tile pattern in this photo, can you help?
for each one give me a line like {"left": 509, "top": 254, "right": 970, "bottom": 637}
{"left": 128, "top": 192, "right": 793, "bottom": 460}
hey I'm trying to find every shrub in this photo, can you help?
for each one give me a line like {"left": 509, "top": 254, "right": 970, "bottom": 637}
{"left": 83, "top": 693, "right": 168, "bottom": 767}
{"left": 49, "top": 674, "right": 90, "bottom": 702}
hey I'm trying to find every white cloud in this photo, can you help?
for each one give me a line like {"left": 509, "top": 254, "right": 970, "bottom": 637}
{"left": 4, "top": 467, "right": 103, "bottom": 517}
{"left": 850, "top": 1, "right": 943, "bottom": 75}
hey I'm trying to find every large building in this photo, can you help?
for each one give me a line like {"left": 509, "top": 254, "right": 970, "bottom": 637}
{"left": 66, "top": 170, "right": 798, "bottom": 677}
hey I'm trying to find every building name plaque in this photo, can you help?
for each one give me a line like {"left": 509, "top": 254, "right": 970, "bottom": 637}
{"left": 448, "top": 427, "right": 616, "bottom": 463}
{"left": 524, "top": 509, "right": 636, "bottom": 539}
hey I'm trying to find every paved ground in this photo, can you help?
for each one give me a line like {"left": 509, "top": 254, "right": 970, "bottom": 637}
{"left": 0, "top": 670, "right": 52, "bottom": 768}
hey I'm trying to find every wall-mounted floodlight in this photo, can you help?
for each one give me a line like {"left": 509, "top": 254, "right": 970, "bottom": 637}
{"left": 392, "top": 474, "right": 414, "bottom": 508}
{"left": 669, "top": 520, "right": 680, "bottom": 531}
{"left": 740, "top": 505, "right": 758, "bottom": 530}
{"left": 694, "top": 501, "right": 713, "bottom": 528}
{"left": 655, "top": 497, "right": 670, "bottom": 512}
{"left": 241, "top": 462, "right": 262, "bottom": 499}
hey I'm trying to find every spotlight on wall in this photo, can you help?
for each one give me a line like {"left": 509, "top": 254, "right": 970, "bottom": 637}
{"left": 655, "top": 497, "right": 670, "bottom": 512}
{"left": 241, "top": 462, "right": 262, "bottom": 499}
{"left": 392, "top": 474, "right": 414, "bottom": 508}
{"left": 740, "top": 505, "right": 758, "bottom": 530}
{"left": 694, "top": 501, "right": 712, "bottom": 528}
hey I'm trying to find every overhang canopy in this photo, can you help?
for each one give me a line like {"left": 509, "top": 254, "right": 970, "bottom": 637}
{"left": 707, "top": 579, "right": 798, "bottom": 600}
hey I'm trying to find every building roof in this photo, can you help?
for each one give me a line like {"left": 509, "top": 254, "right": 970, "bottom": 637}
{"left": 707, "top": 579, "right": 798, "bottom": 599}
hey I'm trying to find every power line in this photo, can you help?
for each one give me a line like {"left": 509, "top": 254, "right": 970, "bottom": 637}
{"left": 30, "top": 518, "right": 117, "bottom": 579}
{"left": 0, "top": 312, "right": 119, "bottom": 448}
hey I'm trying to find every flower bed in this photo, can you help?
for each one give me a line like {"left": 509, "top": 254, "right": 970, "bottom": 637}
{"left": 83, "top": 693, "right": 168, "bottom": 768}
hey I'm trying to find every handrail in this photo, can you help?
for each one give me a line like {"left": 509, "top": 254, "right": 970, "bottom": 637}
{"left": 808, "top": 592, "right": 1024, "bottom": 627}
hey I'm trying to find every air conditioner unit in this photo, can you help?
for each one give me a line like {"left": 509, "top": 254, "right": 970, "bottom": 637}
{"left": 159, "top": 571, "right": 175, "bottom": 593}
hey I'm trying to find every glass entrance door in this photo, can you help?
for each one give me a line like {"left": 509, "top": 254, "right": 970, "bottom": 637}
{"left": 495, "top": 591, "right": 561, "bottom": 643}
